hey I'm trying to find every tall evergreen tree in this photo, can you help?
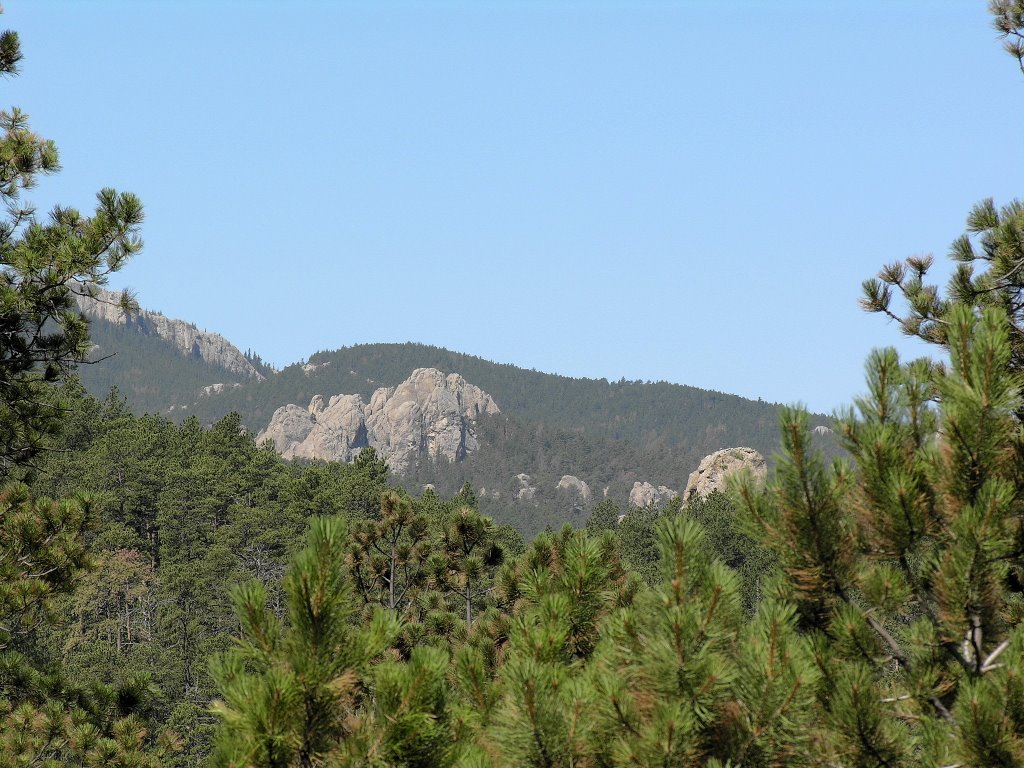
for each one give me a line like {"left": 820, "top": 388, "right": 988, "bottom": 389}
{"left": 861, "top": 3, "right": 1024, "bottom": 378}
{"left": 348, "top": 489, "right": 429, "bottom": 613}
{"left": 0, "top": 12, "right": 177, "bottom": 765}
{"left": 0, "top": 25, "right": 143, "bottom": 477}
{"left": 210, "top": 517, "right": 399, "bottom": 768}
{"left": 432, "top": 506, "right": 504, "bottom": 627}
{"left": 594, "top": 516, "right": 817, "bottom": 767}
{"left": 735, "top": 306, "right": 1024, "bottom": 765}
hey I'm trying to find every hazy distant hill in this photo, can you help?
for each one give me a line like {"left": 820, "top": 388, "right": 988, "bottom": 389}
{"left": 75, "top": 286, "right": 272, "bottom": 414}
{"left": 73, "top": 308, "right": 837, "bottom": 535}
{"left": 78, "top": 317, "right": 257, "bottom": 414}
{"left": 189, "top": 343, "right": 788, "bottom": 448}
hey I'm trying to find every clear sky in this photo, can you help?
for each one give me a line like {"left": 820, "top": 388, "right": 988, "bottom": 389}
{"left": 8, "top": 1, "right": 1023, "bottom": 414}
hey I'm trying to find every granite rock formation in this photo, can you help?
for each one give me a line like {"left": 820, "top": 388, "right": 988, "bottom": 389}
{"left": 515, "top": 473, "right": 536, "bottom": 501}
{"left": 76, "top": 285, "right": 264, "bottom": 381}
{"left": 556, "top": 475, "right": 591, "bottom": 503}
{"left": 683, "top": 446, "right": 766, "bottom": 502}
{"left": 628, "top": 481, "right": 677, "bottom": 509}
{"left": 258, "top": 368, "right": 499, "bottom": 473}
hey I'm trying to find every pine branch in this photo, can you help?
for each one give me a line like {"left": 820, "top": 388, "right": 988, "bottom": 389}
{"left": 980, "top": 638, "right": 1010, "bottom": 672}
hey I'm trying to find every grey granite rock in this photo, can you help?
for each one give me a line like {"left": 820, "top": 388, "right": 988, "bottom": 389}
{"left": 258, "top": 368, "right": 499, "bottom": 473}
{"left": 683, "top": 447, "right": 766, "bottom": 503}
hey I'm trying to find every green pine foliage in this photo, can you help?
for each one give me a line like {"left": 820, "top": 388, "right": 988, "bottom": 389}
{"left": 734, "top": 306, "right": 1024, "bottom": 765}
{"left": 0, "top": 32, "right": 142, "bottom": 477}
{"left": 2, "top": 3, "right": 1024, "bottom": 767}
{"left": 209, "top": 517, "right": 401, "bottom": 768}
{"left": 0, "top": 11, "right": 180, "bottom": 765}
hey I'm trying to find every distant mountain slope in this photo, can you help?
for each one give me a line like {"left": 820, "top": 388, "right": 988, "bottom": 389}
{"left": 73, "top": 310, "right": 839, "bottom": 536}
{"left": 74, "top": 288, "right": 271, "bottom": 414}
{"left": 77, "top": 318, "right": 256, "bottom": 415}
{"left": 188, "top": 342, "right": 791, "bottom": 452}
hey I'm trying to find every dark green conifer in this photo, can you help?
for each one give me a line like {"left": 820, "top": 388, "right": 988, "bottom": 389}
{"left": 348, "top": 490, "right": 429, "bottom": 613}
{"left": 210, "top": 517, "right": 399, "bottom": 767}
{"left": 735, "top": 306, "right": 1024, "bottom": 765}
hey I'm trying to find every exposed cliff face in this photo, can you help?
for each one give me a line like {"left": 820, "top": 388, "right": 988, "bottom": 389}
{"left": 683, "top": 446, "right": 766, "bottom": 502}
{"left": 258, "top": 368, "right": 500, "bottom": 473}
{"left": 76, "top": 285, "right": 264, "bottom": 381}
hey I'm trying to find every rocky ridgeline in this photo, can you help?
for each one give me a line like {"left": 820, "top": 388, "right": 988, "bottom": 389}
{"left": 258, "top": 368, "right": 500, "bottom": 474}
{"left": 76, "top": 285, "right": 264, "bottom": 381}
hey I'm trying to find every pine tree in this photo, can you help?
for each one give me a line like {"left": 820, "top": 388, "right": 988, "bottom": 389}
{"left": 338, "top": 645, "right": 459, "bottom": 768}
{"left": 585, "top": 496, "right": 620, "bottom": 534}
{"left": 992, "top": 0, "right": 1024, "bottom": 74}
{"left": 861, "top": 5, "right": 1024, "bottom": 378}
{"left": 466, "top": 527, "right": 638, "bottom": 767}
{"left": 431, "top": 506, "right": 504, "bottom": 627}
{"left": 0, "top": 12, "right": 178, "bottom": 765}
{"left": 734, "top": 306, "right": 1024, "bottom": 765}
{"left": 486, "top": 533, "right": 611, "bottom": 766}
{"left": 210, "top": 516, "right": 399, "bottom": 768}
{"left": 593, "top": 515, "right": 817, "bottom": 767}
{"left": 348, "top": 489, "right": 429, "bottom": 613}
{"left": 0, "top": 25, "right": 143, "bottom": 477}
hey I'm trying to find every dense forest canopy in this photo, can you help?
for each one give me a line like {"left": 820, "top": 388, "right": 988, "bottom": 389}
{"left": 1, "top": 2, "right": 1024, "bottom": 767}
{"left": 76, "top": 330, "right": 844, "bottom": 536}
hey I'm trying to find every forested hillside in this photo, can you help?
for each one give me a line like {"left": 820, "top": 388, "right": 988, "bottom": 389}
{"left": 79, "top": 317, "right": 257, "bottom": 415}
{"left": 5, "top": 4, "right": 1024, "bottom": 767}
{"left": 77, "top": 325, "right": 841, "bottom": 532}
{"left": 18, "top": 380, "right": 769, "bottom": 765}
{"left": 170, "top": 341, "right": 792, "bottom": 449}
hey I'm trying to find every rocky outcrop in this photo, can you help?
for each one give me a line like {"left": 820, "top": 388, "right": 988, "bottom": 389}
{"left": 684, "top": 447, "right": 766, "bottom": 502}
{"left": 629, "top": 481, "right": 677, "bottom": 509}
{"left": 76, "top": 285, "right": 264, "bottom": 381}
{"left": 556, "top": 474, "right": 590, "bottom": 516}
{"left": 302, "top": 361, "right": 331, "bottom": 376}
{"left": 515, "top": 473, "right": 536, "bottom": 501}
{"left": 257, "top": 368, "right": 499, "bottom": 474}
{"left": 556, "top": 475, "right": 591, "bottom": 504}
{"left": 200, "top": 382, "right": 242, "bottom": 397}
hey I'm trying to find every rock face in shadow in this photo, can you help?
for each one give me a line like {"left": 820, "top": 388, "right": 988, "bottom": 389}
{"left": 257, "top": 368, "right": 499, "bottom": 474}
{"left": 556, "top": 475, "right": 591, "bottom": 503}
{"left": 76, "top": 285, "right": 264, "bottom": 381}
{"left": 515, "top": 473, "right": 536, "bottom": 500}
{"left": 683, "top": 446, "right": 766, "bottom": 503}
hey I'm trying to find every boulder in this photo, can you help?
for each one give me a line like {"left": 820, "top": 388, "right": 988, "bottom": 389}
{"left": 683, "top": 447, "right": 766, "bottom": 502}
{"left": 556, "top": 475, "right": 591, "bottom": 503}
{"left": 629, "top": 481, "right": 677, "bottom": 509}
{"left": 515, "top": 473, "right": 536, "bottom": 501}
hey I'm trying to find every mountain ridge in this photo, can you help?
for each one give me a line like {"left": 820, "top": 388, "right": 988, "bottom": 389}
{"left": 70, "top": 294, "right": 838, "bottom": 534}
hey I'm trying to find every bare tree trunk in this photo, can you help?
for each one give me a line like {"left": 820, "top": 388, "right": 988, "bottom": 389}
{"left": 389, "top": 543, "right": 396, "bottom": 610}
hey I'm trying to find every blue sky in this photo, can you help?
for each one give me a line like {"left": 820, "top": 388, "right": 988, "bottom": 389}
{"left": 9, "top": 1, "right": 1023, "bottom": 414}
